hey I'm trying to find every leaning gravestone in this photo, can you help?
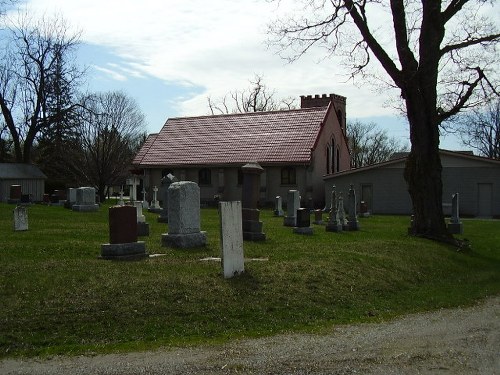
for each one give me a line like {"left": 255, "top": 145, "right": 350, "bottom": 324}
{"left": 100, "top": 205, "right": 147, "bottom": 260}
{"left": 13, "top": 206, "right": 28, "bottom": 231}
{"left": 158, "top": 174, "right": 178, "bottom": 223}
{"left": 284, "top": 190, "right": 300, "bottom": 227}
{"left": 241, "top": 162, "right": 266, "bottom": 241}
{"left": 293, "top": 208, "right": 313, "bottom": 235}
{"left": 134, "top": 201, "right": 150, "bottom": 236}
{"left": 219, "top": 201, "right": 245, "bottom": 278}
{"left": 161, "top": 181, "right": 207, "bottom": 248}
{"left": 72, "top": 187, "right": 99, "bottom": 212}
{"left": 447, "top": 193, "right": 463, "bottom": 234}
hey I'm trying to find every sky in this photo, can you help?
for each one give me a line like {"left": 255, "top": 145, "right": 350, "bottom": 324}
{"left": 4, "top": 0, "right": 476, "bottom": 150}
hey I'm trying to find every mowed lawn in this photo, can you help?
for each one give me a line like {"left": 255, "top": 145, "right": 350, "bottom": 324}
{"left": 1, "top": 202, "right": 499, "bottom": 358}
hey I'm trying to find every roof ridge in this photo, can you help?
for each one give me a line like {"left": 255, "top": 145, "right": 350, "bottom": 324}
{"left": 168, "top": 106, "right": 329, "bottom": 121}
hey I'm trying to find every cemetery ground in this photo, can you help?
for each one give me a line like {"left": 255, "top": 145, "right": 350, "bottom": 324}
{"left": 0, "top": 202, "right": 499, "bottom": 361}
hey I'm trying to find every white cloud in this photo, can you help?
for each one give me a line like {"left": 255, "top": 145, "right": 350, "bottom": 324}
{"left": 13, "top": 0, "right": 408, "bottom": 119}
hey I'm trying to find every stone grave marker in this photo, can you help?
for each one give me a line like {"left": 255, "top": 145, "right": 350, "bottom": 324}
{"left": 8, "top": 185, "right": 22, "bottom": 204}
{"left": 338, "top": 193, "right": 348, "bottom": 230}
{"left": 162, "top": 181, "right": 207, "bottom": 248}
{"left": 326, "top": 187, "right": 342, "bottom": 232}
{"left": 13, "top": 206, "right": 28, "bottom": 231}
{"left": 134, "top": 201, "right": 150, "bottom": 236}
{"left": 101, "top": 205, "right": 147, "bottom": 260}
{"left": 126, "top": 176, "right": 140, "bottom": 202}
{"left": 313, "top": 209, "right": 324, "bottom": 225}
{"left": 284, "top": 190, "right": 300, "bottom": 227}
{"left": 141, "top": 188, "right": 149, "bottom": 209}
{"left": 72, "top": 187, "right": 99, "bottom": 212}
{"left": 64, "top": 188, "right": 77, "bottom": 209}
{"left": 219, "top": 201, "right": 245, "bottom": 278}
{"left": 274, "top": 195, "right": 284, "bottom": 217}
{"left": 346, "top": 184, "right": 360, "bottom": 231}
{"left": 293, "top": 208, "right": 313, "bottom": 235}
{"left": 241, "top": 162, "right": 266, "bottom": 241}
{"left": 158, "top": 173, "right": 178, "bottom": 223}
{"left": 447, "top": 193, "right": 463, "bottom": 234}
{"left": 148, "top": 185, "right": 161, "bottom": 213}
{"left": 118, "top": 190, "right": 125, "bottom": 206}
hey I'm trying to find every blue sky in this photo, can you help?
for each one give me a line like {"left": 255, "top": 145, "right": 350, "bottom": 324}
{"left": 7, "top": 0, "right": 485, "bottom": 150}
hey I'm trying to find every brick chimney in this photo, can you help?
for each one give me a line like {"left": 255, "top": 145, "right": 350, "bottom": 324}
{"left": 300, "top": 93, "right": 347, "bottom": 130}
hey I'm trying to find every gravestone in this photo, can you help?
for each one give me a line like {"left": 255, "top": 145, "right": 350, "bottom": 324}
{"left": 447, "top": 193, "right": 463, "bottom": 234}
{"left": 8, "top": 185, "right": 22, "bottom": 204}
{"left": 346, "top": 184, "right": 360, "bottom": 231}
{"left": 326, "top": 187, "right": 342, "bottom": 232}
{"left": 72, "top": 187, "right": 99, "bottom": 212}
{"left": 126, "top": 176, "right": 140, "bottom": 202}
{"left": 148, "top": 185, "right": 162, "bottom": 213}
{"left": 338, "top": 193, "right": 348, "bottom": 230}
{"left": 118, "top": 190, "right": 125, "bottom": 206}
{"left": 274, "top": 196, "right": 284, "bottom": 217}
{"left": 241, "top": 162, "right": 266, "bottom": 241}
{"left": 64, "top": 188, "right": 77, "bottom": 209}
{"left": 161, "top": 181, "right": 207, "bottom": 248}
{"left": 293, "top": 208, "right": 313, "bottom": 235}
{"left": 13, "top": 206, "right": 28, "bottom": 231}
{"left": 284, "top": 190, "right": 300, "bottom": 227}
{"left": 101, "top": 205, "right": 147, "bottom": 260}
{"left": 219, "top": 201, "right": 245, "bottom": 278}
{"left": 158, "top": 174, "right": 178, "bottom": 223}
{"left": 313, "top": 209, "right": 324, "bottom": 225}
{"left": 134, "top": 201, "right": 150, "bottom": 236}
{"left": 141, "top": 189, "right": 149, "bottom": 209}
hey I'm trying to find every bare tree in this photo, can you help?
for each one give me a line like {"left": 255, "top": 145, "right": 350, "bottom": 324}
{"left": 208, "top": 74, "right": 296, "bottom": 114}
{"left": 0, "top": 13, "right": 83, "bottom": 163}
{"left": 348, "top": 121, "right": 408, "bottom": 168}
{"left": 73, "top": 91, "right": 147, "bottom": 202}
{"left": 268, "top": 1, "right": 499, "bottom": 242}
{"left": 454, "top": 99, "right": 500, "bottom": 159}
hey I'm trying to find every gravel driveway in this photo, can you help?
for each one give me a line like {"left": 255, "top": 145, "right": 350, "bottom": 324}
{"left": 1, "top": 296, "right": 499, "bottom": 374}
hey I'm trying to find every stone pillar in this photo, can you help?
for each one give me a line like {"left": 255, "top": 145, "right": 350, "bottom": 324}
{"left": 161, "top": 181, "right": 207, "bottom": 248}
{"left": 13, "top": 206, "right": 28, "bottom": 231}
{"left": 338, "top": 193, "right": 347, "bottom": 230}
{"left": 447, "top": 193, "right": 463, "bottom": 234}
{"left": 158, "top": 173, "right": 178, "bottom": 223}
{"left": 293, "top": 208, "right": 313, "bottom": 235}
{"left": 101, "top": 205, "right": 147, "bottom": 260}
{"left": 326, "top": 187, "right": 342, "bottom": 232}
{"left": 219, "top": 201, "right": 245, "bottom": 278}
{"left": 284, "top": 190, "right": 300, "bottom": 227}
{"left": 347, "top": 184, "right": 360, "bottom": 231}
{"left": 141, "top": 189, "right": 149, "bottom": 209}
{"left": 241, "top": 162, "right": 266, "bottom": 241}
{"left": 274, "top": 196, "right": 284, "bottom": 217}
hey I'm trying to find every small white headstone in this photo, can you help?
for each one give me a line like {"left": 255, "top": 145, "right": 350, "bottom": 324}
{"left": 13, "top": 206, "right": 28, "bottom": 231}
{"left": 134, "top": 201, "right": 146, "bottom": 223}
{"left": 219, "top": 201, "right": 244, "bottom": 278}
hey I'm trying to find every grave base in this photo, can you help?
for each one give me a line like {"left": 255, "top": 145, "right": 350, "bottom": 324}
{"left": 346, "top": 221, "right": 360, "bottom": 231}
{"left": 293, "top": 227, "right": 313, "bottom": 235}
{"left": 157, "top": 215, "right": 168, "bottom": 223}
{"left": 283, "top": 216, "right": 296, "bottom": 227}
{"left": 326, "top": 222, "right": 342, "bottom": 232}
{"left": 72, "top": 204, "right": 99, "bottom": 212}
{"left": 243, "top": 231, "right": 266, "bottom": 241}
{"left": 100, "top": 241, "right": 147, "bottom": 260}
{"left": 137, "top": 222, "right": 150, "bottom": 236}
{"left": 148, "top": 207, "right": 162, "bottom": 214}
{"left": 447, "top": 222, "right": 463, "bottom": 235}
{"left": 162, "top": 231, "right": 207, "bottom": 248}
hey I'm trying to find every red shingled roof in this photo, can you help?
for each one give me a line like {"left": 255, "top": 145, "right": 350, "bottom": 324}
{"left": 133, "top": 106, "right": 329, "bottom": 167}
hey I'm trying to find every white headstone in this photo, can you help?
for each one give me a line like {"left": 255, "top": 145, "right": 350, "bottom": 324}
{"left": 219, "top": 201, "right": 245, "bottom": 278}
{"left": 13, "top": 206, "right": 28, "bottom": 231}
{"left": 134, "top": 201, "right": 146, "bottom": 223}
{"left": 284, "top": 190, "right": 300, "bottom": 226}
{"left": 151, "top": 186, "right": 160, "bottom": 209}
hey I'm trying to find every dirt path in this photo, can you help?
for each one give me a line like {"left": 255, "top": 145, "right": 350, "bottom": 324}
{"left": 1, "top": 296, "right": 499, "bottom": 374}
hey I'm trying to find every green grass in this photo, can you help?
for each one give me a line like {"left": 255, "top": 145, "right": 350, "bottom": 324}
{"left": 1, "top": 202, "right": 499, "bottom": 358}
